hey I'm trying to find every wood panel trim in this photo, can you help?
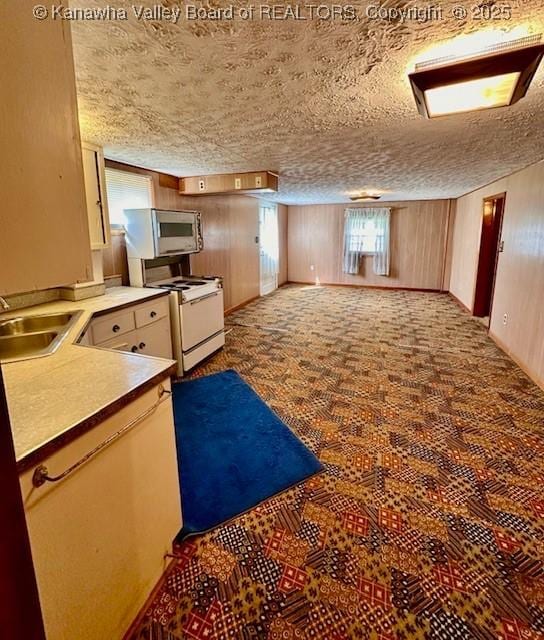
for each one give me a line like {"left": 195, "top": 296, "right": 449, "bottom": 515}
{"left": 158, "top": 173, "right": 179, "bottom": 190}
{"left": 224, "top": 294, "right": 261, "bottom": 316}
{"left": 288, "top": 281, "right": 444, "bottom": 294}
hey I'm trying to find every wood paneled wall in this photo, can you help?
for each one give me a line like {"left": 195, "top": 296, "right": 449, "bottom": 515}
{"left": 287, "top": 200, "right": 453, "bottom": 290}
{"left": 450, "top": 160, "right": 544, "bottom": 389}
{"left": 104, "top": 161, "right": 288, "bottom": 312}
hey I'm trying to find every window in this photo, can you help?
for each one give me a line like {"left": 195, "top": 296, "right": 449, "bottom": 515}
{"left": 343, "top": 208, "right": 391, "bottom": 276}
{"left": 105, "top": 168, "right": 153, "bottom": 226}
{"left": 347, "top": 217, "right": 380, "bottom": 254}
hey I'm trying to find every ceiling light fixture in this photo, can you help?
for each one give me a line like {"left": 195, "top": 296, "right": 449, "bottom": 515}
{"left": 409, "top": 34, "right": 544, "bottom": 118}
{"left": 349, "top": 192, "right": 382, "bottom": 202}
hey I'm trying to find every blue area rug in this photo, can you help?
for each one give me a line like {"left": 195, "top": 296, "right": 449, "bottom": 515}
{"left": 172, "top": 369, "right": 322, "bottom": 538}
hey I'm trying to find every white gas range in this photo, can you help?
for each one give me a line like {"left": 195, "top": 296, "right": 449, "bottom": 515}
{"left": 147, "top": 275, "right": 225, "bottom": 377}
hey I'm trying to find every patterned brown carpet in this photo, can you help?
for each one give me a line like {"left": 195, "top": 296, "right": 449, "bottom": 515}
{"left": 130, "top": 285, "right": 544, "bottom": 640}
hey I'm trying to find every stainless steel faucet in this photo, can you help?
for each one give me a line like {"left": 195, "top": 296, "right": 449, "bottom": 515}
{"left": 0, "top": 296, "right": 10, "bottom": 311}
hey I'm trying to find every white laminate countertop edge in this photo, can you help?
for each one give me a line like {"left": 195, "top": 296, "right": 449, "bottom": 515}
{"left": 0, "top": 287, "right": 176, "bottom": 466}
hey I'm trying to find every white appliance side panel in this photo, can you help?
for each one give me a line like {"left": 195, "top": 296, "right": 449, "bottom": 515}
{"left": 183, "top": 331, "right": 225, "bottom": 372}
{"left": 169, "top": 294, "right": 183, "bottom": 376}
{"left": 124, "top": 209, "right": 156, "bottom": 259}
{"left": 179, "top": 290, "right": 224, "bottom": 352}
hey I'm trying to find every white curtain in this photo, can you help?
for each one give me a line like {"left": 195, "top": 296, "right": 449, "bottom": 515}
{"left": 343, "top": 208, "right": 391, "bottom": 276}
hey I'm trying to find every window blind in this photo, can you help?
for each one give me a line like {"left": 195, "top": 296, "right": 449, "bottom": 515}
{"left": 105, "top": 168, "right": 153, "bottom": 225}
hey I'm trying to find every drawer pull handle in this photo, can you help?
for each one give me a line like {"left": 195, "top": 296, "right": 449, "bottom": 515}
{"left": 150, "top": 311, "right": 157, "bottom": 318}
{"left": 139, "top": 342, "right": 146, "bottom": 349}
{"left": 112, "top": 324, "right": 121, "bottom": 333}
{"left": 32, "top": 386, "right": 172, "bottom": 488}
{"left": 131, "top": 345, "right": 138, "bottom": 353}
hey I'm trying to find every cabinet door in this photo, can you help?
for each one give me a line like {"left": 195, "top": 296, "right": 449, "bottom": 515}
{"left": 0, "top": 3, "right": 92, "bottom": 295}
{"left": 179, "top": 290, "right": 224, "bottom": 351}
{"left": 135, "top": 319, "right": 173, "bottom": 360}
{"left": 81, "top": 143, "right": 110, "bottom": 249}
{"left": 19, "top": 382, "right": 182, "bottom": 640}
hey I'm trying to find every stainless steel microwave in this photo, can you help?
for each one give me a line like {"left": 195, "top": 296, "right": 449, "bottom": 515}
{"left": 124, "top": 208, "right": 203, "bottom": 259}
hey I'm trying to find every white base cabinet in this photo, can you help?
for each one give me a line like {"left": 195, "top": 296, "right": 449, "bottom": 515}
{"left": 19, "top": 380, "right": 182, "bottom": 640}
{"left": 88, "top": 295, "right": 173, "bottom": 360}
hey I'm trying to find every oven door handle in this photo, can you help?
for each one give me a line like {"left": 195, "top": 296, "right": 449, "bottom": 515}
{"left": 188, "top": 291, "right": 219, "bottom": 305}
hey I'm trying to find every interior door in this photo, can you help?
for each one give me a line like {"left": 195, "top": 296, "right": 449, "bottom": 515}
{"left": 473, "top": 194, "right": 505, "bottom": 319}
{"left": 259, "top": 203, "right": 279, "bottom": 296}
{"left": 0, "top": 366, "right": 46, "bottom": 638}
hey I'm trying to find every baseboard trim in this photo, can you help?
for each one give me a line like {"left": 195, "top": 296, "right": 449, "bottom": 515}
{"left": 489, "top": 330, "right": 544, "bottom": 392}
{"left": 224, "top": 295, "right": 260, "bottom": 316}
{"left": 286, "top": 280, "right": 445, "bottom": 294}
{"left": 448, "top": 291, "right": 472, "bottom": 314}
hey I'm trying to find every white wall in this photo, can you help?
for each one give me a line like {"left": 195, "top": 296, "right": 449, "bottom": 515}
{"left": 449, "top": 160, "right": 544, "bottom": 388}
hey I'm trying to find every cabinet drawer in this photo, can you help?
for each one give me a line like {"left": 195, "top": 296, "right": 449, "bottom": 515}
{"left": 135, "top": 296, "right": 169, "bottom": 329}
{"left": 91, "top": 310, "right": 135, "bottom": 344}
{"left": 95, "top": 332, "right": 137, "bottom": 353}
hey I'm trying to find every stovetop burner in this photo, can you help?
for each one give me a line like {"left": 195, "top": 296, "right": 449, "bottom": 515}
{"left": 159, "top": 283, "right": 191, "bottom": 290}
{"left": 173, "top": 279, "right": 207, "bottom": 286}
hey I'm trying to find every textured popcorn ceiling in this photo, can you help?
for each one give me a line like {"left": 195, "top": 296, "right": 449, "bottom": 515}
{"left": 71, "top": 0, "right": 544, "bottom": 204}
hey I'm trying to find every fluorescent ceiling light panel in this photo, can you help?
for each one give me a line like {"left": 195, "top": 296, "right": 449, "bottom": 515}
{"left": 409, "top": 34, "right": 544, "bottom": 118}
{"left": 424, "top": 71, "right": 520, "bottom": 117}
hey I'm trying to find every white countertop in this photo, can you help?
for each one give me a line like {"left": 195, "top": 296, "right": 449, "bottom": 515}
{"left": 0, "top": 287, "right": 176, "bottom": 470}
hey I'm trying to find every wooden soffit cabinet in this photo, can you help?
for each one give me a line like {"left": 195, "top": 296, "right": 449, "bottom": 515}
{"left": 179, "top": 171, "right": 278, "bottom": 196}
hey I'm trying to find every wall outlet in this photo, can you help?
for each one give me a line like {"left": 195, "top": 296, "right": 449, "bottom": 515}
{"left": 503, "top": 313, "right": 508, "bottom": 325}
{"left": 255, "top": 176, "right": 262, "bottom": 187}
{"left": 310, "top": 264, "right": 315, "bottom": 271}
{"left": 198, "top": 179, "right": 205, "bottom": 191}
{"left": 234, "top": 177, "right": 242, "bottom": 189}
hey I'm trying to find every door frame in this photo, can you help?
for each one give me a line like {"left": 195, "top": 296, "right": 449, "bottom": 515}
{"left": 258, "top": 202, "right": 279, "bottom": 297}
{"left": 473, "top": 192, "right": 506, "bottom": 321}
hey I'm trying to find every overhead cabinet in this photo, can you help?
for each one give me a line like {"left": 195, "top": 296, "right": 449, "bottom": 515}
{"left": 0, "top": 2, "right": 92, "bottom": 296}
{"left": 179, "top": 170, "right": 278, "bottom": 196}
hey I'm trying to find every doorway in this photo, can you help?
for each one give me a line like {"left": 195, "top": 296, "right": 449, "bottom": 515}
{"left": 473, "top": 193, "right": 505, "bottom": 321}
{"left": 259, "top": 203, "right": 279, "bottom": 296}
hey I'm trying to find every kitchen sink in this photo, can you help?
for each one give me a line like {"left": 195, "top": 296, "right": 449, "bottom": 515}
{"left": 0, "top": 332, "right": 58, "bottom": 360}
{"left": 0, "top": 313, "right": 75, "bottom": 337}
{"left": 0, "top": 311, "right": 81, "bottom": 363}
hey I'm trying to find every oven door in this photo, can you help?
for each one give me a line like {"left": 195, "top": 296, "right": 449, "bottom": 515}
{"left": 153, "top": 210, "right": 201, "bottom": 256}
{"left": 179, "top": 290, "right": 224, "bottom": 352}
